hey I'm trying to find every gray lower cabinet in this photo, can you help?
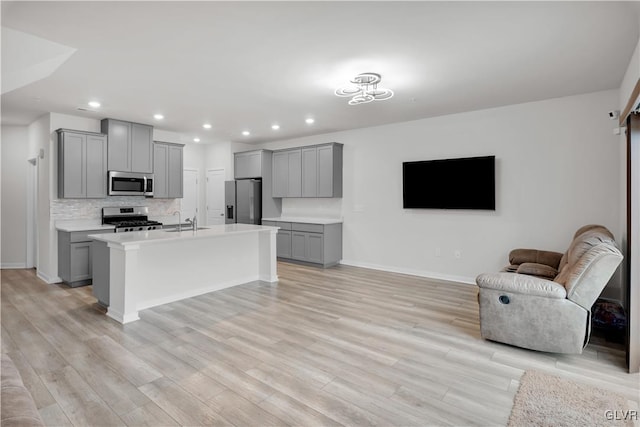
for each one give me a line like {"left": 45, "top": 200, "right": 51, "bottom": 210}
{"left": 58, "top": 229, "right": 111, "bottom": 287}
{"left": 153, "top": 141, "right": 184, "bottom": 198}
{"left": 57, "top": 129, "right": 108, "bottom": 199}
{"left": 101, "top": 119, "right": 153, "bottom": 173}
{"left": 92, "top": 240, "right": 110, "bottom": 306}
{"left": 276, "top": 230, "right": 292, "bottom": 258}
{"left": 262, "top": 220, "right": 342, "bottom": 267}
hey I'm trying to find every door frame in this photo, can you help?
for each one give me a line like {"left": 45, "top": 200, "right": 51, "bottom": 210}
{"left": 182, "top": 168, "right": 199, "bottom": 222}
{"left": 26, "top": 157, "right": 38, "bottom": 269}
{"left": 206, "top": 168, "right": 226, "bottom": 225}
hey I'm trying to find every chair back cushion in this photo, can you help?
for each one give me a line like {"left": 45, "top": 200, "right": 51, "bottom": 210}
{"left": 555, "top": 227, "right": 622, "bottom": 309}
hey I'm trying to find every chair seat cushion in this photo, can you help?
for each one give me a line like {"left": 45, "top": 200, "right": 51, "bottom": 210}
{"left": 516, "top": 262, "right": 558, "bottom": 279}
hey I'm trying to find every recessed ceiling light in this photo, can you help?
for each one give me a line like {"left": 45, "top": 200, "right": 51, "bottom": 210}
{"left": 203, "top": 123, "right": 212, "bottom": 129}
{"left": 271, "top": 124, "right": 280, "bottom": 130}
{"left": 88, "top": 101, "right": 101, "bottom": 108}
{"left": 154, "top": 114, "right": 164, "bottom": 120}
{"left": 305, "top": 118, "right": 315, "bottom": 125}
{"left": 242, "top": 130, "right": 251, "bottom": 136}
{"left": 193, "top": 137, "right": 200, "bottom": 142}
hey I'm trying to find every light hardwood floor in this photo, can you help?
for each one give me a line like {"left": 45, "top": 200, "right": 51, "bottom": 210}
{"left": 1, "top": 263, "right": 638, "bottom": 426}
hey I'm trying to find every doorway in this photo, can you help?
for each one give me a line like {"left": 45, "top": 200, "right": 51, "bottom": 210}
{"left": 206, "top": 169, "right": 225, "bottom": 225}
{"left": 182, "top": 169, "right": 199, "bottom": 222}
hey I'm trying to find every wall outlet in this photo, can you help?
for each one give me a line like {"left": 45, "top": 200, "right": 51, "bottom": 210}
{"left": 435, "top": 247, "right": 441, "bottom": 257}
{"left": 454, "top": 250, "right": 462, "bottom": 259}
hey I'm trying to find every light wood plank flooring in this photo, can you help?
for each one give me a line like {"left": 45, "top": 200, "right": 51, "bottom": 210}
{"left": 2, "top": 263, "right": 638, "bottom": 426}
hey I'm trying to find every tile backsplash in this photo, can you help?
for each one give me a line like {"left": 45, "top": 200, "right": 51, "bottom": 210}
{"left": 51, "top": 197, "right": 181, "bottom": 221}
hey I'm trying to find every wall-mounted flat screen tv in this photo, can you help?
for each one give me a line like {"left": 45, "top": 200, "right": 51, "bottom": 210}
{"left": 403, "top": 155, "right": 495, "bottom": 210}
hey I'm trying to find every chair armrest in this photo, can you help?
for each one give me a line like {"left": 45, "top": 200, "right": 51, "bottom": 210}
{"left": 509, "top": 249, "right": 563, "bottom": 269}
{"left": 476, "top": 272, "right": 567, "bottom": 299}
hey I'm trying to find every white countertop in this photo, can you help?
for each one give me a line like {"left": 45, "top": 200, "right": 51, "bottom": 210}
{"left": 89, "top": 223, "right": 277, "bottom": 247}
{"left": 56, "top": 220, "right": 115, "bottom": 232}
{"left": 262, "top": 216, "right": 343, "bottom": 225}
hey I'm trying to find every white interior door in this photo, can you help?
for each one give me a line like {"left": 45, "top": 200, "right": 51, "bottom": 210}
{"left": 182, "top": 169, "right": 198, "bottom": 222}
{"left": 206, "top": 169, "right": 225, "bottom": 225}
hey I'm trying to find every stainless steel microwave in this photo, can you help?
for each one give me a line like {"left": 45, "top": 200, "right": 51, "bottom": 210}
{"left": 108, "top": 171, "right": 154, "bottom": 197}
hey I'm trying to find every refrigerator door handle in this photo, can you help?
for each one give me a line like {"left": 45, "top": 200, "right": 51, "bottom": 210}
{"left": 249, "top": 196, "right": 254, "bottom": 222}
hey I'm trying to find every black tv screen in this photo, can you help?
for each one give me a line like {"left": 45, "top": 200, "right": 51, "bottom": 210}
{"left": 403, "top": 156, "right": 495, "bottom": 210}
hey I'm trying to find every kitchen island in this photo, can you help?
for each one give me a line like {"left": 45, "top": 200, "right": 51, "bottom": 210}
{"left": 89, "top": 223, "right": 278, "bottom": 324}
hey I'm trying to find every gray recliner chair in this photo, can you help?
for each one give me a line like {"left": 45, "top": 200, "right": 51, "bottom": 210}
{"left": 476, "top": 225, "right": 623, "bottom": 354}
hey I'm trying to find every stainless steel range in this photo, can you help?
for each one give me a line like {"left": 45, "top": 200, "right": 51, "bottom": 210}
{"left": 102, "top": 206, "right": 162, "bottom": 233}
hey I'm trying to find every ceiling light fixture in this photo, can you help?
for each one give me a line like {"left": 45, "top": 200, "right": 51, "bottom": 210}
{"left": 88, "top": 101, "right": 101, "bottom": 108}
{"left": 242, "top": 130, "right": 251, "bottom": 136}
{"left": 305, "top": 118, "right": 315, "bottom": 125}
{"left": 154, "top": 114, "right": 164, "bottom": 120}
{"left": 271, "top": 124, "right": 280, "bottom": 130}
{"left": 193, "top": 137, "right": 200, "bottom": 142}
{"left": 203, "top": 123, "right": 212, "bottom": 129}
{"left": 335, "top": 72, "right": 394, "bottom": 105}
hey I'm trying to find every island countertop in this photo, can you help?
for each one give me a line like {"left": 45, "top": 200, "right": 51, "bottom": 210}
{"left": 88, "top": 223, "right": 278, "bottom": 247}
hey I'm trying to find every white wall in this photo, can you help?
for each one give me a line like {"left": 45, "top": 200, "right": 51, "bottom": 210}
{"left": 1, "top": 126, "right": 29, "bottom": 267}
{"left": 256, "top": 90, "right": 623, "bottom": 288}
{"left": 205, "top": 141, "right": 233, "bottom": 179}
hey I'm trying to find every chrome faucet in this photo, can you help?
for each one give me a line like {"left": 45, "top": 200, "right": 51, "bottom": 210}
{"left": 173, "top": 211, "right": 181, "bottom": 232}
{"left": 186, "top": 215, "right": 197, "bottom": 231}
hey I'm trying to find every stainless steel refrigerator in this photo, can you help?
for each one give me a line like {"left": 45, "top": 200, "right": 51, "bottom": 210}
{"left": 225, "top": 179, "right": 262, "bottom": 224}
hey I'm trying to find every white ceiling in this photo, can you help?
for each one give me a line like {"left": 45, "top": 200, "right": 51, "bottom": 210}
{"left": 1, "top": 1, "right": 638, "bottom": 144}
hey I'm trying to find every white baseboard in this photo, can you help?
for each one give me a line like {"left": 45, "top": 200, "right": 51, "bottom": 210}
{"left": 1, "top": 263, "right": 27, "bottom": 269}
{"left": 36, "top": 270, "right": 62, "bottom": 285}
{"left": 339, "top": 259, "right": 477, "bottom": 286}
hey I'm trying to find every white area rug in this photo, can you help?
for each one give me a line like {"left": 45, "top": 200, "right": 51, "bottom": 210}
{"left": 508, "top": 370, "right": 634, "bottom": 427}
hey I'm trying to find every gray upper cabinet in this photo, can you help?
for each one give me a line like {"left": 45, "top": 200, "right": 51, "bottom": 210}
{"left": 301, "top": 147, "right": 317, "bottom": 197}
{"left": 168, "top": 145, "right": 183, "bottom": 198}
{"left": 153, "top": 141, "right": 184, "bottom": 198}
{"left": 272, "top": 151, "right": 288, "bottom": 197}
{"left": 131, "top": 123, "right": 153, "bottom": 173}
{"left": 234, "top": 150, "right": 263, "bottom": 179}
{"left": 317, "top": 143, "right": 343, "bottom": 197}
{"left": 57, "top": 129, "right": 107, "bottom": 199}
{"left": 153, "top": 143, "right": 168, "bottom": 197}
{"left": 272, "top": 142, "right": 343, "bottom": 198}
{"left": 101, "top": 119, "right": 153, "bottom": 173}
{"left": 272, "top": 149, "right": 301, "bottom": 197}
